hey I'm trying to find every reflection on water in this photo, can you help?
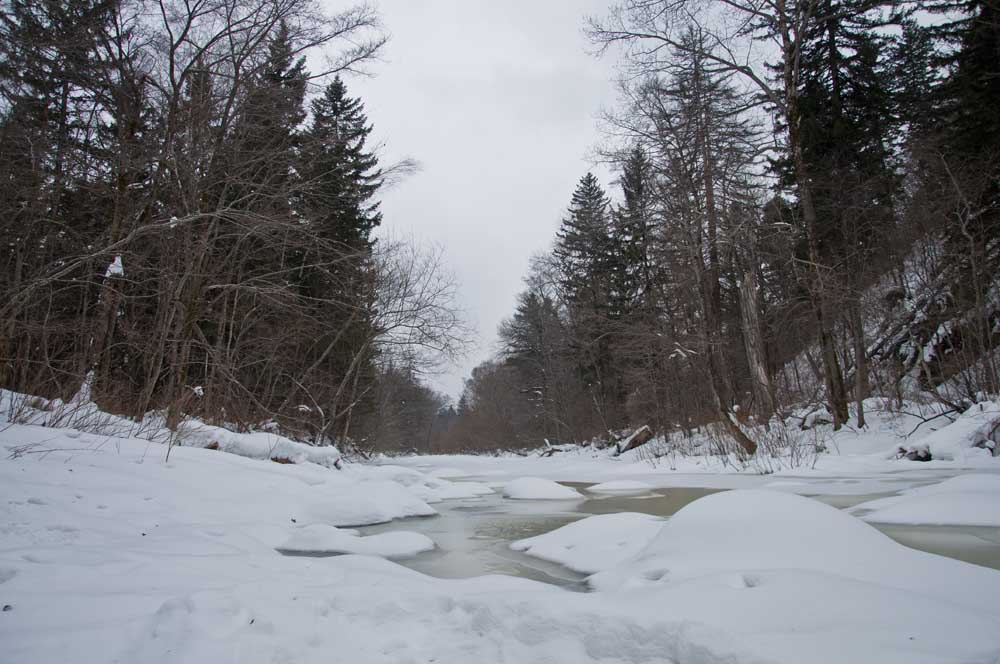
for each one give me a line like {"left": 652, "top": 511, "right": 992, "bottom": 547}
{"left": 353, "top": 480, "right": 1000, "bottom": 586}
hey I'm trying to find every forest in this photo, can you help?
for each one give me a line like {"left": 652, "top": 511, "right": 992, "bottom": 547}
{"left": 0, "top": 0, "right": 466, "bottom": 450}
{"left": 1, "top": 0, "right": 999, "bottom": 457}
{"left": 441, "top": 0, "right": 1000, "bottom": 455}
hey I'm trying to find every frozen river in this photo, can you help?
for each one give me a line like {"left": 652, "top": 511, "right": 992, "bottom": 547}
{"left": 348, "top": 478, "right": 1000, "bottom": 585}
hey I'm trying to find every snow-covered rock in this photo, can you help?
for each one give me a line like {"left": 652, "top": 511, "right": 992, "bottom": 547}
{"left": 502, "top": 477, "right": 582, "bottom": 500}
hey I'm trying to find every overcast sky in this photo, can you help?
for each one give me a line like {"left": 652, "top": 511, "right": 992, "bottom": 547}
{"left": 344, "top": 0, "right": 619, "bottom": 399}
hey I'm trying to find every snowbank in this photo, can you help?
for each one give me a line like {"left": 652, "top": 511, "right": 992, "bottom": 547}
{"left": 852, "top": 474, "right": 1000, "bottom": 526}
{"left": 511, "top": 512, "right": 663, "bottom": 573}
{"left": 277, "top": 524, "right": 434, "bottom": 558}
{"left": 895, "top": 400, "right": 1000, "bottom": 461}
{"left": 177, "top": 420, "right": 344, "bottom": 468}
{"left": 502, "top": 477, "right": 583, "bottom": 500}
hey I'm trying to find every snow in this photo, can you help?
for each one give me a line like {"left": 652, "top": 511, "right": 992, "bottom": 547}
{"left": 4, "top": 393, "right": 1000, "bottom": 663}
{"left": 502, "top": 477, "right": 583, "bottom": 500}
{"left": 277, "top": 524, "right": 434, "bottom": 558}
{"left": 104, "top": 255, "right": 124, "bottom": 278}
{"left": 177, "top": 420, "right": 344, "bottom": 468}
{"left": 587, "top": 480, "right": 654, "bottom": 494}
{"left": 893, "top": 400, "right": 1000, "bottom": 461}
{"left": 851, "top": 474, "right": 1000, "bottom": 525}
{"left": 589, "top": 490, "right": 1000, "bottom": 611}
{"left": 356, "top": 464, "right": 494, "bottom": 503}
{"left": 511, "top": 512, "right": 664, "bottom": 573}
{"left": 585, "top": 490, "right": 1000, "bottom": 662}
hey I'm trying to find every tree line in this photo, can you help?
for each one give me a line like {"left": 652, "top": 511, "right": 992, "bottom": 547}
{"left": 442, "top": 0, "right": 1000, "bottom": 453}
{"left": 0, "top": 0, "right": 465, "bottom": 450}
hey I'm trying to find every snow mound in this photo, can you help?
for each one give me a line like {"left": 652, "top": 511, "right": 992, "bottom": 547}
{"left": 590, "top": 490, "right": 1000, "bottom": 614}
{"left": 851, "top": 474, "right": 1000, "bottom": 526}
{"left": 277, "top": 524, "right": 434, "bottom": 558}
{"left": 502, "top": 477, "right": 582, "bottom": 500}
{"left": 301, "top": 480, "right": 436, "bottom": 527}
{"left": 587, "top": 480, "right": 654, "bottom": 495}
{"left": 511, "top": 512, "right": 663, "bottom": 573}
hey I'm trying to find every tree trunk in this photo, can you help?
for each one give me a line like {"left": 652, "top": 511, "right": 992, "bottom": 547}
{"left": 740, "top": 268, "right": 776, "bottom": 420}
{"left": 850, "top": 297, "right": 868, "bottom": 428}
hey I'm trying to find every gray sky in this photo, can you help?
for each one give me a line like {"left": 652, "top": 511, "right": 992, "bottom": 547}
{"left": 347, "top": 0, "right": 618, "bottom": 399}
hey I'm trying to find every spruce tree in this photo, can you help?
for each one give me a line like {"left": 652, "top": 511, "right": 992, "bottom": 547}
{"left": 931, "top": 0, "right": 1000, "bottom": 161}
{"left": 891, "top": 19, "right": 940, "bottom": 147}
{"left": 300, "top": 76, "right": 383, "bottom": 251}
{"left": 927, "top": 0, "right": 1000, "bottom": 392}
{"left": 610, "top": 147, "right": 653, "bottom": 316}
{"left": 553, "top": 173, "right": 628, "bottom": 428}
{"left": 295, "top": 76, "right": 384, "bottom": 441}
{"left": 233, "top": 21, "right": 307, "bottom": 208}
{"left": 782, "top": 0, "right": 899, "bottom": 425}
{"left": 553, "top": 172, "right": 612, "bottom": 309}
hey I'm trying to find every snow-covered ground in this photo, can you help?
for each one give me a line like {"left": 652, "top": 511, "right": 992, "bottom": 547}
{"left": 3, "top": 394, "right": 1000, "bottom": 663}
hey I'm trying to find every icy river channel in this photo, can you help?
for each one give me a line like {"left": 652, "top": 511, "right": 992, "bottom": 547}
{"left": 333, "top": 480, "right": 1000, "bottom": 588}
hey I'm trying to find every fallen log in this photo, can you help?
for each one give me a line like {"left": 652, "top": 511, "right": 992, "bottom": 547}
{"left": 615, "top": 425, "right": 654, "bottom": 456}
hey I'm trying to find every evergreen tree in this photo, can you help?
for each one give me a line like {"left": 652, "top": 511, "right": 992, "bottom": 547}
{"left": 930, "top": 0, "right": 1000, "bottom": 161}
{"left": 610, "top": 146, "right": 654, "bottom": 316}
{"left": 780, "top": 0, "right": 900, "bottom": 425}
{"left": 553, "top": 172, "right": 613, "bottom": 309}
{"left": 891, "top": 19, "right": 940, "bottom": 146}
{"left": 0, "top": 0, "right": 117, "bottom": 392}
{"left": 233, "top": 21, "right": 307, "bottom": 208}
{"left": 552, "top": 173, "right": 629, "bottom": 428}
{"left": 300, "top": 76, "right": 383, "bottom": 251}
{"left": 499, "top": 290, "right": 567, "bottom": 440}
{"left": 294, "top": 76, "right": 385, "bottom": 442}
{"left": 928, "top": 0, "right": 1000, "bottom": 249}
{"left": 925, "top": 0, "right": 1000, "bottom": 392}
{"left": 795, "top": 0, "right": 897, "bottom": 268}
